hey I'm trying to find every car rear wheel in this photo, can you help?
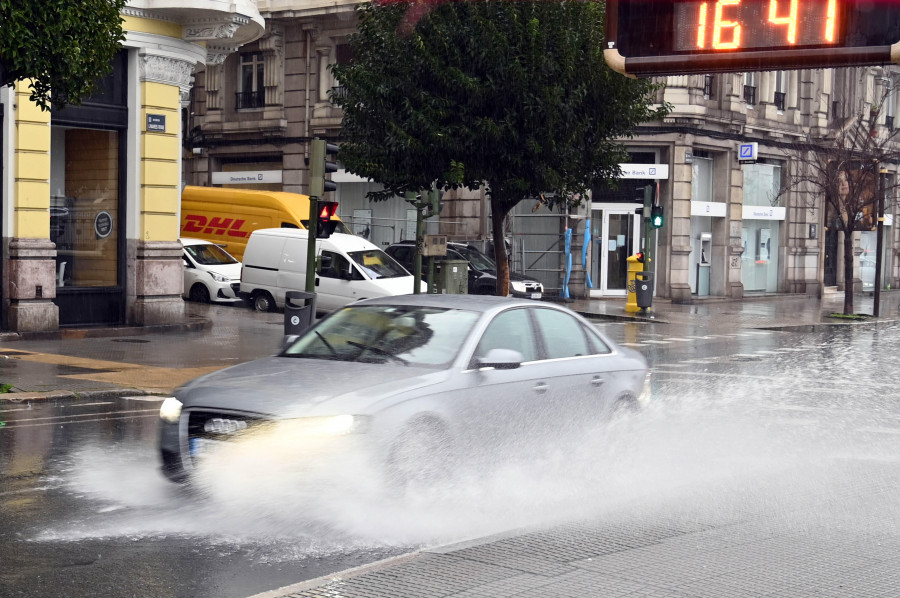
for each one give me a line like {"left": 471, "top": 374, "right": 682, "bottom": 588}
{"left": 252, "top": 291, "right": 276, "bottom": 312}
{"left": 189, "top": 283, "right": 211, "bottom": 303}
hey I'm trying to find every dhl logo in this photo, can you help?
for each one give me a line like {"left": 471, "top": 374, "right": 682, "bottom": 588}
{"left": 182, "top": 215, "right": 249, "bottom": 238}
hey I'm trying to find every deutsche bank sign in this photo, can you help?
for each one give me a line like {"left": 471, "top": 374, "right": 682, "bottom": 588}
{"left": 738, "top": 143, "right": 758, "bottom": 164}
{"left": 618, "top": 164, "right": 669, "bottom": 179}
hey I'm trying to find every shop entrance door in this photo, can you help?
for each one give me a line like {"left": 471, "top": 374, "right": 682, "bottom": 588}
{"left": 590, "top": 206, "right": 640, "bottom": 297}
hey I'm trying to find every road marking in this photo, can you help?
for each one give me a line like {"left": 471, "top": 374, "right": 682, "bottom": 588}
{"left": 642, "top": 340, "right": 672, "bottom": 345}
{"left": 660, "top": 337, "right": 696, "bottom": 342}
{"left": 67, "top": 402, "right": 115, "bottom": 408}
{"left": 3, "top": 412, "right": 158, "bottom": 429}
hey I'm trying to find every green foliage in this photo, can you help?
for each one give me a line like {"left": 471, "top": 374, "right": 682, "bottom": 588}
{"left": 0, "top": 0, "right": 127, "bottom": 110}
{"left": 332, "top": 0, "right": 670, "bottom": 209}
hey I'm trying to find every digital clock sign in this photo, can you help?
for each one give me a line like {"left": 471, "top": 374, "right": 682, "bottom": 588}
{"left": 673, "top": 0, "right": 840, "bottom": 52}
{"left": 605, "top": 0, "right": 900, "bottom": 77}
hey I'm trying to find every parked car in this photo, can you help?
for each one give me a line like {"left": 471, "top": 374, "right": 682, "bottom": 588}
{"left": 159, "top": 294, "right": 650, "bottom": 484}
{"left": 181, "top": 238, "right": 243, "bottom": 304}
{"left": 385, "top": 240, "right": 544, "bottom": 298}
{"left": 240, "top": 228, "right": 423, "bottom": 313}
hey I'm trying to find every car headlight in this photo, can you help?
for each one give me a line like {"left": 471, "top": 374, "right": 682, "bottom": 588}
{"left": 285, "top": 414, "right": 370, "bottom": 436}
{"left": 159, "top": 397, "right": 183, "bottom": 423}
{"left": 510, "top": 281, "right": 526, "bottom": 293}
{"left": 208, "top": 271, "right": 229, "bottom": 283}
{"left": 637, "top": 371, "right": 652, "bottom": 407}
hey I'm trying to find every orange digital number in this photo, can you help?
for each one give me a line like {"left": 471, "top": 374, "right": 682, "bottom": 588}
{"left": 713, "top": 0, "right": 742, "bottom": 50}
{"left": 768, "top": 0, "right": 798, "bottom": 44}
{"left": 825, "top": 0, "right": 838, "bottom": 43}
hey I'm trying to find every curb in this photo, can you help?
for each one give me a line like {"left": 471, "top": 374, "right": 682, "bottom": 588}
{"left": 2, "top": 318, "right": 211, "bottom": 342}
{"left": 0, "top": 388, "right": 164, "bottom": 403}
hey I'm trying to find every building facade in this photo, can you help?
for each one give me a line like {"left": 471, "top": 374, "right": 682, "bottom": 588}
{"left": 1, "top": 1, "right": 263, "bottom": 332}
{"left": 183, "top": 3, "right": 900, "bottom": 305}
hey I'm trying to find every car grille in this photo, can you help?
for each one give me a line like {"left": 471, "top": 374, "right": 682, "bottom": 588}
{"left": 522, "top": 281, "right": 542, "bottom": 292}
{"left": 186, "top": 409, "right": 268, "bottom": 463}
{"left": 230, "top": 282, "right": 240, "bottom": 294}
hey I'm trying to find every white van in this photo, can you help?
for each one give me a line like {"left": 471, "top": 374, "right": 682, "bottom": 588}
{"left": 240, "top": 228, "right": 424, "bottom": 313}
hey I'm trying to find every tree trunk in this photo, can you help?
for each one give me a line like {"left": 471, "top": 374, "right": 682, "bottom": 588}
{"left": 842, "top": 230, "right": 855, "bottom": 315}
{"left": 491, "top": 201, "right": 511, "bottom": 297}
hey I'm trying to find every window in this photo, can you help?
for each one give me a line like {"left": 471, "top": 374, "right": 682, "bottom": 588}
{"left": 237, "top": 52, "right": 265, "bottom": 109}
{"left": 703, "top": 74, "right": 715, "bottom": 100}
{"left": 886, "top": 86, "right": 895, "bottom": 130}
{"left": 473, "top": 309, "right": 537, "bottom": 363}
{"left": 743, "top": 73, "right": 757, "bottom": 106}
{"left": 318, "top": 251, "right": 361, "bottom": 280}
{"left": 533, "top": 309, "right": 592, "bottom": 359}
{"left": 774, "top": 71, "right": 787, "bottom": 111}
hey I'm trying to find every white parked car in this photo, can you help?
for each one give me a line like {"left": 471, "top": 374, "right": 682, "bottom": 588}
{"left": 181, "top": 238, "right": 243, "bottom": 304}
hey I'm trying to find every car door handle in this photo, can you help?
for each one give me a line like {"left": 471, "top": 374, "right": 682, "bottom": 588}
{"left": 591, "top": 376, "right": 605, "bottom": 387}
{"left": 533, "top": 382, "right": 548, "bottom": 394}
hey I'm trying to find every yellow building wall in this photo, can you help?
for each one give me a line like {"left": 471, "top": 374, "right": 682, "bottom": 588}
{"left": 13, "top": 82, "right": 50, "bottom": 238}
{"left": 140, "top": 81, "right": 181, "bottom": 242}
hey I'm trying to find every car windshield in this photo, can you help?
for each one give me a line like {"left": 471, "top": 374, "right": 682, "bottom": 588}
{"left": 184, "top": 243, "right": 238, "bottom": 266}
{"left": 455, "top": 245, "right": 497, "bottom": 272}
{"left": 282, "top": 305, "right": 479, "bottom": 367}
{"left": 348, "top": 249, "right": 409, "bottom": 279}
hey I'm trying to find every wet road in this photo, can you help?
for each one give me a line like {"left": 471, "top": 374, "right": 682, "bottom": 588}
{"left": 2, "top": 315, "right": 899, "bottom": 598}
{"left": 0, "top": 397, "right": 408, "bottom": 598}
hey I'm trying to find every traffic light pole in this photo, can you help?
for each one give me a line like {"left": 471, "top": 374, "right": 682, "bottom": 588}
{"left": 305, "top": 195, "right": 319, "bottom": 293}
{"left": 642, "top": 185, "right": 653, "bottom": 272}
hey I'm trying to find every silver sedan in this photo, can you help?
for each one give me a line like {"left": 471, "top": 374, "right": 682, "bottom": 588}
{"left": 158, "top": 294, "right": 650, "bottom": 484}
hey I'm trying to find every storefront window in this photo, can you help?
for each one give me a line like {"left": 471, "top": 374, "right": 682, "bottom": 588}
{"left": 50, "top": 128, "right": 120, "bottom": 288}
{"left": 741, "top": 163, "right": 783, "bottom": 292}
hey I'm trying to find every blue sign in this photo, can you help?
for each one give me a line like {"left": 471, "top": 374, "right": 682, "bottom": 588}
{"left": 146, "top": 114, "right": 166, "bottom": 132}
{"left": 739, "top": 142, "right": 758, "bottom": 163}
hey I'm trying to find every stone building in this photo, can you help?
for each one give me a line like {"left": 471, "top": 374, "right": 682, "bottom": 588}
{"left": 1, "top": 1, "right": 264, "bottom": 332}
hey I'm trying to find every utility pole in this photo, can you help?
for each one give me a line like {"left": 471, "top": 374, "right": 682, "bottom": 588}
{"left": 874, "top": 167, "right": 887, "bottom": 316}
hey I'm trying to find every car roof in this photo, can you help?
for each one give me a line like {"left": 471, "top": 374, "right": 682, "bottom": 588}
{"left": 180, "top": 237, "right": 214, "bottom": 247}
{"left": 351, "top": 293, "right": 550, "bottom": 313}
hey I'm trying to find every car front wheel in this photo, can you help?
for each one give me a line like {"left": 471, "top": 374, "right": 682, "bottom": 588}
{"left": 189, "top": 283, "right": 211, "bottom": 303}
{"left": 252, "top": 291, "right": 276, "bottom": 312}
{"left": 387, "top": 420, "right": 454, "bottom": 494}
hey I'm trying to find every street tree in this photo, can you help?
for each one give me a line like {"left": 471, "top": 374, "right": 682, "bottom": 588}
{"left": 781, "top": 80, "right": 900, "bottom": 315}
{"left": 0, "top": 0, "right": 127, "bottom": 110}
{"left": 332, "top": 0, "right": 669, "bottom": 295}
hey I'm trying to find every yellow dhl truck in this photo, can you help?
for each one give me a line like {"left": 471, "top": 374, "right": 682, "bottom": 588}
{"left": 180, "top": 186, "right": 349, "bottom": 262}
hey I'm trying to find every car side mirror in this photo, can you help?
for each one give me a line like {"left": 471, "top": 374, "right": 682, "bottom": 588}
{"left": 341, "top": 269, "right": 354, "bottom": 281}
{"left": 477, "top": 348, "right": 524, "bottom": 370}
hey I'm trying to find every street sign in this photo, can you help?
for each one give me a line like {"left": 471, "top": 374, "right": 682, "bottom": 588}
{"left": 618, "top": 163, "right": 670, "bottom": 179}
{"left": 739, "top": 142, "right": 758, "bottom": 164}
{"left": 605, "top": 0, "right": 900, "bottom": 77}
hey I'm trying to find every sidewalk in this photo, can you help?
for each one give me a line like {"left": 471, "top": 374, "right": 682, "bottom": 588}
{"left": 0, "top": 291, "right": 896, "bottom": 402}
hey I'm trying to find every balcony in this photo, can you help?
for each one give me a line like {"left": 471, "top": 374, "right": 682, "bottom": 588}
{"left": 235, "top": 90, "right": 265, "bottom": 110}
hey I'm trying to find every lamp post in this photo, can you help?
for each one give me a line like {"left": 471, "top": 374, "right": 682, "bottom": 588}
{"left": 875, "top": 167, "right": 888, "bottom": 316}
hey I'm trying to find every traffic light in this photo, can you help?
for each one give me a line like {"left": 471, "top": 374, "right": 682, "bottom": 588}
{"left": 634, "top": 251, "right": 644, "bottom": 263}
{"left": 650, "top": 205, "right": 664, "bottom": 229}
{"left": 316, "top": 201, "right": 339, "bottom": 238}
{"left": 426, "top": 188, "right": 442, "bottom": 217}
{"left": 308, "top": 138, "right": 339, "bottom": 197}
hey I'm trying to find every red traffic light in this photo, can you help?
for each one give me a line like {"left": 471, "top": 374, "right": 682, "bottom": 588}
{"left": 316, "top": 201, "right": 339, "bottom": 238}
{"left": 318, "top": 201, "right": 338, "bottom": 219}
{"left": 635, "top": 252, "right": 644, "bottom": 263}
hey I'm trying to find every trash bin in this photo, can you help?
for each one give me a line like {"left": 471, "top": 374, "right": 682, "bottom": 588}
{"left": 284, "top": 290, "right": 316, "bottom": 339}
{"left": 635, "top": 271, "right": 654, "bottom": 309}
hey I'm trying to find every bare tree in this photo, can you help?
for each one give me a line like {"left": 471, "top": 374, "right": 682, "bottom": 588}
{"left": 781, "top": 78, "right": 900, "bottom": 315}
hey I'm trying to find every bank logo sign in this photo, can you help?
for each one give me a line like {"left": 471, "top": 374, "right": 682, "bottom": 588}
{"left": 739, "top": 142, "right": 758, "bottom": 163}
{"left": 618, "top": 164, "right": 669, "bottom": 179}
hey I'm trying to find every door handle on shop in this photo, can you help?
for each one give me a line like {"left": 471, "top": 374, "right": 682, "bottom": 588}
{"left": 591, "top": 377, "right": 605, "bottom": 387}
{"left": 533, "top": 382, "right": 548, "bottom": 393}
